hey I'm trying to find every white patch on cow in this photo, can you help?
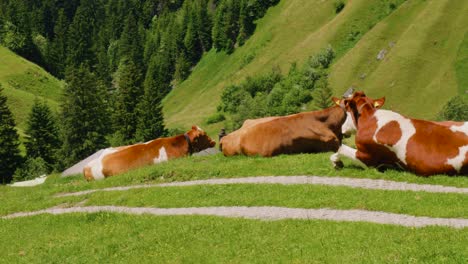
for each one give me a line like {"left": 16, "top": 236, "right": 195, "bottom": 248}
{"left": 372, "top": 110, "right": 416, "bottom": 165}
{"left": 153, "top": 147, "right": 168, "bottom": 164}
{"left": 196, "top": 126, "right": 203, "bottom": 132}
{"left": 450, "top": 122, "right": 468, "bottom": 136}
{"left": 330, "top": 144, "right": 367, "bottom": 169}
{"left": 89, "top": 148, "right": 119, "bottom": 180}
{"left": 446, "top": 145, "right": 468, "bottom": 173}
{"left": 342, "top": 112, "right": 357, "bottom": 135}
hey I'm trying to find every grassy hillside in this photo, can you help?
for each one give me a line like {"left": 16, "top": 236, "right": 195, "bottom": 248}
{"left": 329, "top": 0, "right": 468, "bottom": 118}
{"left": 0, "top": 46, "right": 62, "bottom": 133}
{"left": 163, "top": 0, "right": 468, "bottom": 136}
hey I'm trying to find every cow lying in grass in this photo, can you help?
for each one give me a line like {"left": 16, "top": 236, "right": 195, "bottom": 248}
{"left": 220, "top": 106, "right": 348, "bottom": 157}
{"left": 83, "top": 126, "right": 216, "bottom": 180}
{"left": 330, "top": 91, "right": 468, "bottom": 176}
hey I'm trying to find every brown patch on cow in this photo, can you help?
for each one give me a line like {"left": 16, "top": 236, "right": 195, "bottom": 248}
{"left": 221, "top": 106, "right": 347, "bottom": 157}
{"left": 375, "top": 121, "right": 402, "bottom": 147}
{"left": 83, "top": 167, "right": 94, "bottom": 181}
{"left": 92, "top": 126, "right": 215, "bottom": 179}
{"left": 406, "top": 120, "right": 467, "bottom": 176}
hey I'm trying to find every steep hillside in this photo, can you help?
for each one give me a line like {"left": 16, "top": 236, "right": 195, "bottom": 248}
{"left": 0, "top": 46, "right": 62, "bottom": 133}
{"left": 329, "top": 0, "right": 468, "bottom": 118}
{"left": 163, "top": 0, "right": 468, "bottom": 135}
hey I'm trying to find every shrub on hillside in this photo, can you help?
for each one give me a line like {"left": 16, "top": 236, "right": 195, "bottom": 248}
{"left": 206, "top": 113, "right": 226, "bottom": 125}
{"left": 13, "top": 157, "right": 48, "bottom": 183}
{"left": 334, "top": 1, "right": 345, "bottom": 14}
{"left": 437, "top": 95, "right": 468, "bottom": 121}
{"left": 218, "top": 46, "right": 336, "bottom": 130}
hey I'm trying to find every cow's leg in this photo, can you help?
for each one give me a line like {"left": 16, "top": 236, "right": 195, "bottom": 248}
{"left": 330, "top": 144, "right": 367, "bottom": 169}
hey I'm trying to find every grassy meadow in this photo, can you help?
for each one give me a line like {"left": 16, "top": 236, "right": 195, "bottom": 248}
{"left": 1, "top": 214, "right": 467, "bottom": 263}
{"left": 1, "top": 153, "right": 467, "bottom": 262}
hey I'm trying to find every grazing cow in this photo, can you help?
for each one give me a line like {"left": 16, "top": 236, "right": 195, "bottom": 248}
{"left": 330, "top": 91, "right": 468, "bottom": 176}
{"left": 83, "top": 126, "right": 216, "bottom": 180}
{"left": 220, "top": 106, "right": 348, "bottom": 157}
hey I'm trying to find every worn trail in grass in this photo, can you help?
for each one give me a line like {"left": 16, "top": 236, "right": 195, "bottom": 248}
{"left": 3, "top": 205, "right": 468, "bottom": 229}
{"left": 55, "top": 175, "right": 468, "bottom": 198}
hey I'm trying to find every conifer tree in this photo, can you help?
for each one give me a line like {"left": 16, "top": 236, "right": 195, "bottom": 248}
{"left": 66, "top": 0, "right": 103, "bottom": 68}
{"left": 111, "top": 61, "right": 144, "bottom": 145}
{"left": 0, "top": 85, "right": 23, "bottom": 184}
{"left": 24, "top": 98, "right": 61, "bottom": 170}
{"left": 312, "top": 76, "right": 334, "bottom": 109}
{"left": 194, "top": 0, "right": 212, "bottom": 52}
{"left": 211, "top": 1, "right": 227, "bottom": 51}
{"left": 119, "top": 12, "right": 144, "bottom": 68}
{"left": 46, "top": 9, "right": 68, "bottom": 78}
{"left": 237, "top": 0, "right": 249, "bottom": 46}
{"left": 136, "top": 57, "right": 166, "bottom": 142}
{"left": 60, "top": 65, "right": 109, "bottom": 168}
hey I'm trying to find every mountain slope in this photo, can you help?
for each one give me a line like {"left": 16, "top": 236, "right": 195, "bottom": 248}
{"left": 163, "top": 0, "right": 468, "bottom": 135}
{"left": 0, "top": 46, "right": 62, "bottom": 133}
{"left": 329, "top": 0, "right": 468, "bottom": 118}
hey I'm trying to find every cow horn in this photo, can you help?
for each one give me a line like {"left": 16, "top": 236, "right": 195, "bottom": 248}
{"left": 342, "top": 87, "right": 354, "bottom": 98}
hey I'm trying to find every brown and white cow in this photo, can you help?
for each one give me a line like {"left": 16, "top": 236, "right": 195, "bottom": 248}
{"left": 83, "top": 126, "right": 216, "bottom": 180}
{"left": 330, "top": 91, "right": 468, "bottom": 176}
{"left": 220, "top": 106, "right": 348, "bottom": 157}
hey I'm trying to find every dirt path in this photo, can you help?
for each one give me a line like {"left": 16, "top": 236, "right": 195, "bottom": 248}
{"left": 3, "top": 206, "right": 467, "bottom": 229}
{"left": 55, "top": 176, "right": 468, "bottom": 197}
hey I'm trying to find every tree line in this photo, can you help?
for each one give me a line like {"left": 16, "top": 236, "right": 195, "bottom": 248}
{"left": 0, "top": 0, "right": 279, "bottom": 183}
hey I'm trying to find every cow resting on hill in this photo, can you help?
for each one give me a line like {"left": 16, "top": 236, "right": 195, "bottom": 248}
{"left": 330, "top": 91, "right": 468, "bottom": 176}
{"left": 83, "top": 126, "right": 216, "bottom": 180}
{"left": 220, "top": 106, "right": 348, "bottom": 157}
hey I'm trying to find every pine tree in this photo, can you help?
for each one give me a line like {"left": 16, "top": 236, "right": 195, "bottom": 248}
{"left": 0, "top": 85, "right": 23, "bottom": 184}
{"left": 24, "top": 98, "right": 61, "bottom": 171}
{"left": 60, "top": 65, "right": 109, "bottom": 168}
{"left": 46, "top": 8, "right": 68, "bottom": 78}
{"left": 194, "top": 0, "right": 212, "bottom": 52}
{"left": 136, "top": 57, "right": 166, "bottom": 142}
{"left": 211, "top": 0, "right": 227, "bottom": 51}
{"left": 66, "top": 0, "right": 103, "bottom": 68}
{"left": 237, "top": 0, "right": 249, "bottom": 46}
{"left": 312, "top": 76, "right": 334, "bottom": 109}
{"left": 111, "top": 61, "right": 144, "bottom": 145}
{"left": 119, "top": 11, "right": 144, "bottom": 68}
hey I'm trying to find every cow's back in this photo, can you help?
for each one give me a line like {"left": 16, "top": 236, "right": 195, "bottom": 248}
{"left": 223, "top": 112, "right": 342, "bottom": 157}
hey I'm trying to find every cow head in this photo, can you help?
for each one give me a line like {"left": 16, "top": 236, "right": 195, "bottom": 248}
{"left": 333, "top": 91, "right": 385, "bottom": 136}
{"left": 186, "top": 125, "right": 216, "bottom": 152}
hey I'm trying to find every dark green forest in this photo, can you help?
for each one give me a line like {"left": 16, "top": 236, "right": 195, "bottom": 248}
{"left": 0, "top": 0, "right": 279, "bottom": 182}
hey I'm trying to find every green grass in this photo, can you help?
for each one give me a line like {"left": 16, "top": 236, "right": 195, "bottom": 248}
{"left": 163, "top": 0, "right": 468, "bottom": 137}
{"left": 455, "top": 31, "right": 468, "bottom": 95}
{"left": 78, "top": 184, "right": 468, "bottom": 218}
{"left": 0, "top": 46, "right": 62, "bottom": 131}
{"left": 2, "top": 153, "right": 467, "bottom": 262}
{"left": 0, "top": 214, "right": 466, "bottom": 263}
{"left": 2, "top": 153, "right": 467, "bottom": 216}
{"left": 330, "top": 0, "right": 468, "bottom": 119}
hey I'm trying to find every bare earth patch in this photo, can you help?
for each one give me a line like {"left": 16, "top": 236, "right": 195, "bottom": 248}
{"left": 55, "top": 176, "right": 468, "bottom": 197}
{"left": 3, "top": 206, "right": 468, "bottom": 229}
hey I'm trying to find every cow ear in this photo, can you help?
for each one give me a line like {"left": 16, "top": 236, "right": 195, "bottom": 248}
{"left": 191, "top": 125, "right": 197, "bottom": 130}
{"left": 374, "top": 97, "right": 385, "bottom": 108}
{"left": 332, "top": 97, "right": 341, "bottom": 106}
